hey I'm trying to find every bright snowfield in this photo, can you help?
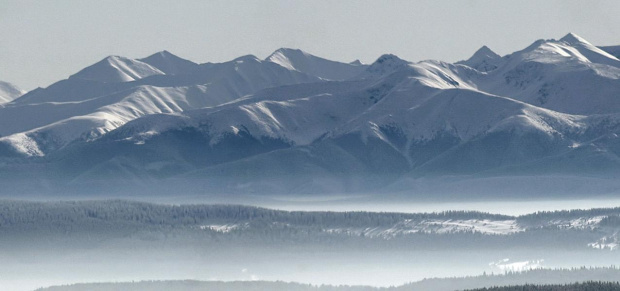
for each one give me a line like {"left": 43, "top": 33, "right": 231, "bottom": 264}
{"left": 3, "top": 33, "right": 620, "bottom": 198}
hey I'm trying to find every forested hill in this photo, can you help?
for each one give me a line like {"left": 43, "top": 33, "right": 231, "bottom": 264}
{"left": 466, "top": 281, "right": 620, "bottom": 291}
{"left": 2, "top": 200, "right": 620, "bottom": 251}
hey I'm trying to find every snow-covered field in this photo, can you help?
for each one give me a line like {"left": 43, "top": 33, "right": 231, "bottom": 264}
{"left": 489, "top": 258, "right": 546, "bottom": 272}
{"left": 325, "top": 219, "right": 523, "bottom": 238}
{"left": 199, "top": 223, "right": 248, "bottom": 233}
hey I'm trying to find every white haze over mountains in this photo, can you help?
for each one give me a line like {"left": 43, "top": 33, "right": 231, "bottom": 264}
{"left": 2, "top": 33, "right": 620, "bottom": 199}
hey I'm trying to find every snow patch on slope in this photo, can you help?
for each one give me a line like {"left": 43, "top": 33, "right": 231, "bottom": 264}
{"left": 589, "top": 235, "right": 619, "bottom": 251}
{"left": 0, "top": 81, "right": 26, "bottom": 105}
{"left": 549, "top": 216, "right": 606, "bottom": 230}
{"left": 199, "top": 223, "right": 248, "bottom": 233}
{"left": 0, "top": 133, "right": 44, "bottom": 156}
{"left": 490, "top": 259, "right": 545, "bottom": 272}
{"left": 325, "top": 219, "right": 523, "bottom": 238}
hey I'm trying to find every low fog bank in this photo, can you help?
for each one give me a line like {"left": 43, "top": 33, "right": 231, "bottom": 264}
{"left": 5, "top": 174, "right": 620, "bottom": 209}
{"left": 33, "top": 268, "right": 620, "bottom": 291}
{"left": 8, "top": 192, "right": 620, "bottom": 217}
{"left": 2, "top": 201, "right": 620, "bottom": 290}
{"left": 142, "top": 195, "right": 620, "bottom": 216}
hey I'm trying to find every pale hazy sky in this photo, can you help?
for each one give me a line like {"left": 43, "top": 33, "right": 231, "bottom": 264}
{"left": 1, "top": 0, "right": 619, "bottom": 90}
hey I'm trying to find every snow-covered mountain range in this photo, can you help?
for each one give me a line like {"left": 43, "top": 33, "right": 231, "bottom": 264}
{"left": 2, "top": 33, "right": 620, "bottom": 197}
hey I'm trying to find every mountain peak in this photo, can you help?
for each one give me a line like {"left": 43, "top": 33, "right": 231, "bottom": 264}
{"left": 560, "top": 32, "right": 590, "bottom": 45}
{"left": 349, "top": 60, "right": 363, "bottom": 66}
{"left": 362, "top": 54, "right": 410, "bottom": 77}
{"left": 266, "top": 48, "right": 368, "bottom": 81}
{"left": 157, "top": 50, "right": 173, "bottom": 56}
{"left": 373, "top": 54, "right": 410, "bottom": 68}
{"left": 556, "top": 33, "right": 620, "bottom": 61}
{"left": 265, "top": 48, "right": 311, "bottom": 70}
{"left": 139, "top": 50, "right": 198, "bottom": 75}
{"left": 143, "top": 50, "right": 178, "bottom": 60}
{"left": 503, "top": 32, "right": 620, "bottom": 68}
{"left": 102, "top": 55, "right": 124, "bottom": 64}
{"left": 456, "top": 45, "right": 502, "bottom": 72}
{"left": 233, "top": 54, "right": 261, "bottom": 63}
{"left": 268, "top": 48, "right": 309, "bottom": 57}
{"left": 473, "top": 45, "right": 500, "bottom": 59}
{"left": 549, "top": 33, "right": 620, "bottom": 64}
{"left": 274, "top": 47, "right": 304, "bottom": 54}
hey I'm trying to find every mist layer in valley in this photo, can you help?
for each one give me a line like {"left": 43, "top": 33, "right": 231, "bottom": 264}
{"left": 32, "top": 269, "right": 620, "bottom": 291}
{"left": 1, "top": 200, "right": 620, "bottom": 291}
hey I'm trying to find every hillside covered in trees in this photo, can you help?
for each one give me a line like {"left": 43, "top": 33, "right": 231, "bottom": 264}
{"left": 466, "top": 281, "right": 620, "bottom": 291}
{"left": 1, "top": 200, "right": 619, "bottom": 251}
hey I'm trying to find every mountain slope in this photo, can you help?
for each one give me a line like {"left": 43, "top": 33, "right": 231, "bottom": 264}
{"left": 600, "top": 45, "right": 620, "bottom": 59}
{"left": 69, "top": 56, "right": 165, "bottom": 83}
